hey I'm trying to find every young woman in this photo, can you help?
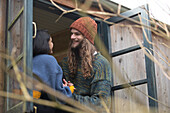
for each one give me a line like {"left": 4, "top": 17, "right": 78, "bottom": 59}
{"left": 32, "top": 30, "right": 72, "bottom": 113}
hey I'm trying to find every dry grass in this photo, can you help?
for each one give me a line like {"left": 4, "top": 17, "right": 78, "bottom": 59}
{"left": 0, "top": 0, "right": 169, "bottom": 113}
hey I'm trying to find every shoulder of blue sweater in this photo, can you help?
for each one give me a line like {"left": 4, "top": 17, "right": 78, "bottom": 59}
{"left": 34, "top": 54, "right": 55, "bottom": 59}
{"left": 34, "top": 54, "right": 57, "bottom": 63}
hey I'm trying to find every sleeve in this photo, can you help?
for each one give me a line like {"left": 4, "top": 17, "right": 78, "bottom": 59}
{"left": 73, "top": 57, "right": 112, "bottom": 109}
{"left": 44, "top": 56, "right": 72, "bottom": 98}
{"left": 73, "top": 80, "right": 111, "bottom": 107}
{"left": 60, "top": 57, "right": 70, "bottom": 80}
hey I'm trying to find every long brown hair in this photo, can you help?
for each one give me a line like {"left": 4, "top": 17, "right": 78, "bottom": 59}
{"left": 67, "top": 38, "right": 97, "bottom": 78}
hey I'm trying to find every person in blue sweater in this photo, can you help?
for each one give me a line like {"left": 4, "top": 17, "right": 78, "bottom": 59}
{"left": 32, "top": 30, "right": 72, "bottom": 113}
{"left": 60, "top": 17, "right": 112, "bottom": 113}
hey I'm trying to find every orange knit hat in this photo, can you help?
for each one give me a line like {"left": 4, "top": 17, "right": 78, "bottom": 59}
{"left": 70, "top": 17, "right": 97, "bottom": 45}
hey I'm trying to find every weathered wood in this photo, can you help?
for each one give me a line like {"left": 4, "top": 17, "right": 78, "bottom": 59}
{"left": 110, "top": 18, "right": 170, "bottom": 112}
{"left": 112, "top": 49, "right": 146, "bottom": 85}
{"left": 141, "top": 6, "right": 158, "bottom": 110}
{"left": 0, "top": 0, "right": 6, "bottom": 112}
{"left": 114, "top": 84, "right": 149, "bottom": 113}
{"left": 110, "top": 20, "right": 149, "bottom": 112}
{"left": 111, "top": 50, "right": 149, "bottom": 112}
{"left": 110, "top": 20, "right": 143, "bottom": 52}
{"left": 110, "top": 20, "right": 146, "bottom": 85}
{"left": 152, "top": 34, "right": 170, "bottom": 113}
{"left": 7, "top": 0, "right": 24, "bottom": 111}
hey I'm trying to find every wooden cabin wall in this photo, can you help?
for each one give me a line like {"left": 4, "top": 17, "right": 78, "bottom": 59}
{"left": 5, "top": 0, "right": 24, "bottom": 110}
{"left": 152, "top": 34, "right": 170, "bottom": 113}
{"left": 51, "top": 29, "right": 71, "bottom": 62}
{"left": 110, "top": 20, "right": 149, "bottom": 112}
{"left": 0, "top": 0, "right": 6, "bottom": 112}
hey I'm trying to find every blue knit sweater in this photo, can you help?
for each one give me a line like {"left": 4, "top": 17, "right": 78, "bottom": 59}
{"left": 33, "top": 54, "right": 72, "bottom": 100}
{"left": 61, "top": 53, "right": 112, "bottom": 112}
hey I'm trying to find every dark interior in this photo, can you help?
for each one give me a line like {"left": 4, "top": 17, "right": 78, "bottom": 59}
{"left": 33, "top": 0, "right": 79, "bottom": 61}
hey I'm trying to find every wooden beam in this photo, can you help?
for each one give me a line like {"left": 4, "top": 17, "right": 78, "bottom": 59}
{"left": 0, "top": 0, "right": 6, "bottom": 112}
{"left": 110, "top": 44, "right": 141, "bottom": 57}
{"left": 111, "top": 79, "right": 148, "bottom": 91}
{"left": 141, "top": 4, "right": 158, "bottom": 112}
{"left": 52, "top": 0, "right": 76, "bottom": 9}
{"left": 52, "top": 0, "right": 110, "bottom": 19}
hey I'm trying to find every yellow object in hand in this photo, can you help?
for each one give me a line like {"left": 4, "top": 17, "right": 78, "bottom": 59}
{"left": 69, "top": 86, "right": 75, "bottom": 93}
{"left": 33, "top": 90, "right": 41, "bottom": 99}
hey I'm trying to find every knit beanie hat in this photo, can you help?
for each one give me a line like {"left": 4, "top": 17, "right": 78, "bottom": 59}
{"left": 70, "top": 17, "right": 97, "bottom": 45}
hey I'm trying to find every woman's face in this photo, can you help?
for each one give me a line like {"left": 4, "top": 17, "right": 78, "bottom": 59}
{"left": 49, "top": 37, "right": 53, "bottom": 54}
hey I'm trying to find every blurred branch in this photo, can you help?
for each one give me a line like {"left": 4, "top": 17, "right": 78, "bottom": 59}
{"left": 122, "top": 68, "right": 170, "bottom": 109}
{"left": 0, "top": 90, "right": 87, "bottom": 113}
{"left": 129, "top": 26, "right": 170, "bottom": 80}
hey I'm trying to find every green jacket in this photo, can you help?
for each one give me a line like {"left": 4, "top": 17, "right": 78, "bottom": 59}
{"left": 61, "top": 53, "right": 112, "bottom": 112}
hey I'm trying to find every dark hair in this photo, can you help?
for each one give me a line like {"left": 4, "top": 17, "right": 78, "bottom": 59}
{"left": 33, "top": 30, "right": 51, "bottom": 56}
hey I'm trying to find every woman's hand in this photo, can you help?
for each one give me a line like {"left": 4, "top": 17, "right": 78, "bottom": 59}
{"left": 63, "top": 79, "right": 76, "bottom": 91}
{"left": 63, "top": 79, "right": 68, "bottom": 87}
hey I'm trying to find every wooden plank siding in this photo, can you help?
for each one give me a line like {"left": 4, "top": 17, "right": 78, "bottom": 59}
{"left": 152, "top": 34, "right": 170, "bottom": 113}
{"left": 110, "top": 21, "right": 144, "bottom": 52}
{"left": 110, "top": 19, "right": 170, "bottom": 112}
{"left": 110, "top": 20, "right": 149, "bottom": 112}
{"left": 6, "top": 0, "right": 24, "bottom": 111}
{"left": 0, "top": 0, "right": 7, "bottom": 112}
